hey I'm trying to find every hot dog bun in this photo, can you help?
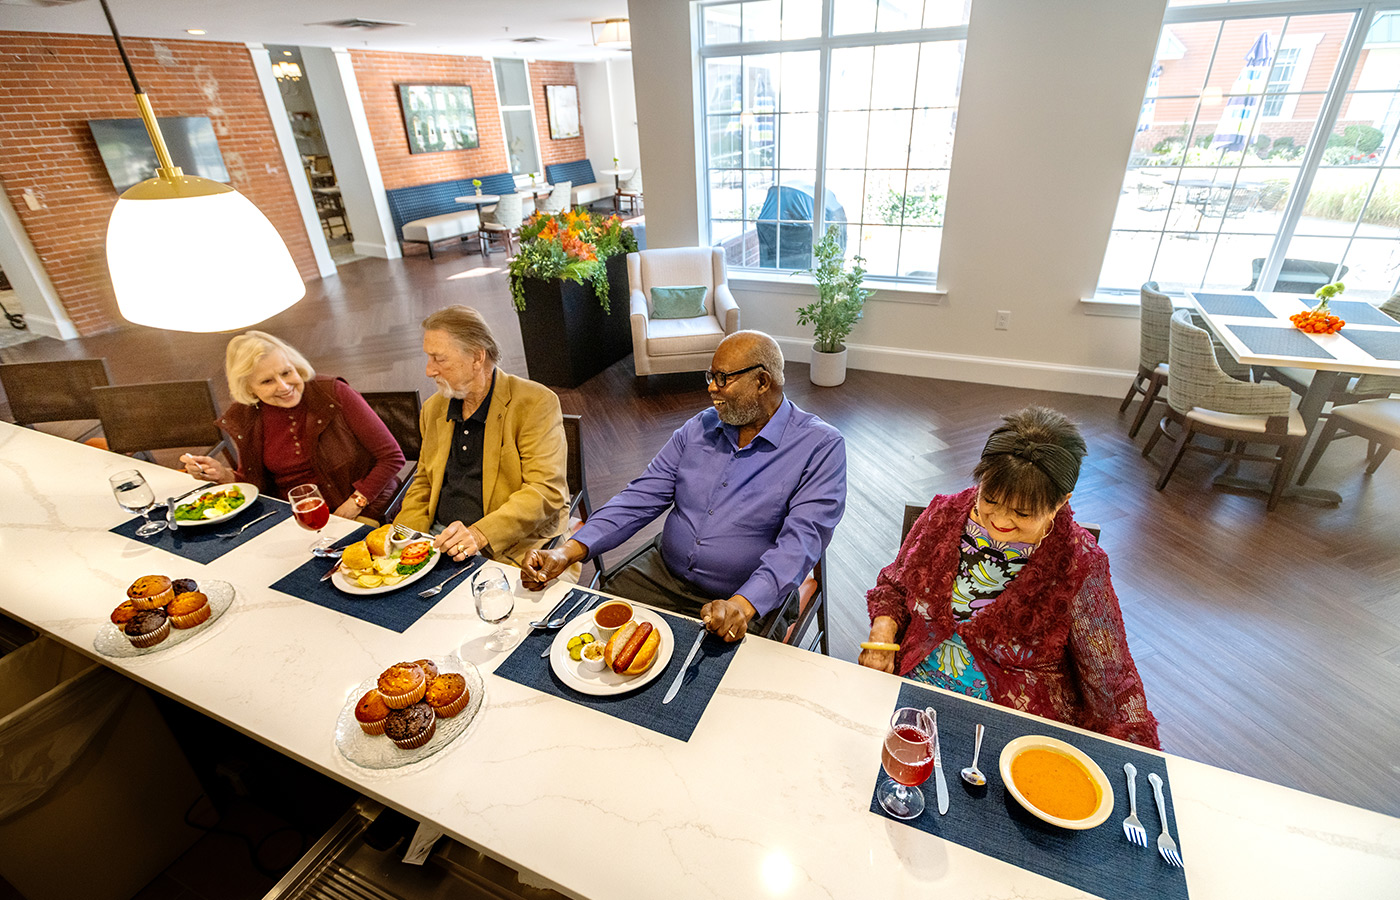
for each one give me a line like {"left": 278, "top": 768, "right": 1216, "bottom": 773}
{"left": 623, "top": 627, "right": 660, "bottom": 675}
{"left": 603, "top": 620, "right": 662, "bottom": 676}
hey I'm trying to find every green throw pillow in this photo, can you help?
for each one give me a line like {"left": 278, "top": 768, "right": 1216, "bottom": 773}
{"left": 650, "top": 285, "right": 708, "bottom": 319}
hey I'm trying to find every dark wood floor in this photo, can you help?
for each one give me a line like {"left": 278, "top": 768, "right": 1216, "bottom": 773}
{"left": 4, "top": 248, "right": 1399, "bottom": 820}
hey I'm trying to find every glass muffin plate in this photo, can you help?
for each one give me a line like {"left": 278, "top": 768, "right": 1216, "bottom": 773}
{"left": 334, "top": 656, "right": 485, "bottom": 770}
{"left": 94, "top": 580, "right": 234, "bottom": 658}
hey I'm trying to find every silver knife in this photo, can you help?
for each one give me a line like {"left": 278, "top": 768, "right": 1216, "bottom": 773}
{"left": 662, "top": 627, "right": 707, "bottom": 704}
{"left": 927, "top": 706, "right": 949, "bottom": 815}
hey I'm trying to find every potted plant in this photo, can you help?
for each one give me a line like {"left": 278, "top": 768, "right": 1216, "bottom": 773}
{"left": 507, "top": 209, "right": 639, "bottom": 387}
{"left": 796, "top": 225, "right": 872, "bottom": 386}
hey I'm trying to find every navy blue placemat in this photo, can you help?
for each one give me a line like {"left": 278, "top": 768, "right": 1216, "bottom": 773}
{"left": 871, "top": 682, "right": 1188, "bottom": 900}
{"left": 268, "top": 526, "right": 485, "bottom": 633}
{"left": 1227, "top": 324, "right": 1336, "bottom": 360}
{"left": 1342, "top": 326, "right": 1400, "bottom": 362}
{"left": 1194, "top": 292, "right": 1273, "bottom": 318}
{"left": 494, "top": 599, "right": 739, "bottom": 742}
{"left": 109, "top": 495, "right": 292, "bottom": 564}
{"left": 1324, "top": 300, "right": 1399, "bottom": 328}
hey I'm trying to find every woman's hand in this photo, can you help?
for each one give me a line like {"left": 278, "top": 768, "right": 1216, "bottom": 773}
{"left": 858, "top": 616, "right": 901, "bottom": 673}
{"left": 180, "top": 454, "right": 234, "bottom": 484}
{"left": 332, "top": 498, "right": 362, "bottom": 520}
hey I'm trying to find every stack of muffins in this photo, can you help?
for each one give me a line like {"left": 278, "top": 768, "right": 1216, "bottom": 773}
{"left": 111, "top": 575, "right": 213, "bottom": 648}
{"left": 354, "top": 659, "right": 471, "bottom": 750}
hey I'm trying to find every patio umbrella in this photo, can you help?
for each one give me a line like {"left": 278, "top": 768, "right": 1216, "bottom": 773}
{"left": 1211, "top": 32, "right": 1273, "bottom": 153}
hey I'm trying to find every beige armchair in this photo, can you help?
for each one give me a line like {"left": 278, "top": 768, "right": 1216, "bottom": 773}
{"left": 627, "top": 248, "right": 741, "bottom": 380}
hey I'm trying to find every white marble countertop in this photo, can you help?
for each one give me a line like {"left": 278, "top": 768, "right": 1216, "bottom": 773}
{"left": 1, "top": 421, "right": 1396, "bottom": 899}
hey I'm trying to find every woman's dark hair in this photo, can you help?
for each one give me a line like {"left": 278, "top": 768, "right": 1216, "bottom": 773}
{"left": 972, "top": 407, "right": 1087, "bottom": 515}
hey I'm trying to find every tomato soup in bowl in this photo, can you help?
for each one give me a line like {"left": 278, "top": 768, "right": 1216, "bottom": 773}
{"left": 592, "top": 600, "right": 634, "bottom": 638}
{"left": 998, "top": 735, "right": 1114, "bottom": 830}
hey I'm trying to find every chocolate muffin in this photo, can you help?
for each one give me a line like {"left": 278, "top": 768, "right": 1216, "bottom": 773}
{"left": 171, "top": 578, "right": 198, "bottom": 595}
{"left": 383, "top": 701, "right": 437, "bottom": 749}
{"left": 124, "top": 608, "right": 170, "bottom": 648}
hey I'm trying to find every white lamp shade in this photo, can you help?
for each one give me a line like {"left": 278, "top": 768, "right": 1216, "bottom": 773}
{"left": 107, "top": 185, "right": 305, "bottom": 332}
{"left": 593, "top": 19, "right": 630, "bottom": 47}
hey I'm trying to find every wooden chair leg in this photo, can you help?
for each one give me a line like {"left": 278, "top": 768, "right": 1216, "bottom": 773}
{"left": 1119, "top": 370, "right": 1145, "bottom": 414}
{"left": 1365, "top": 443, "right": 1392, "bottom": 475}
{"left": 1156, "top": 422, "right": 1194, "bottom": 491}
{"left": 1143, "top": 417, "right": 1168, "bottom": 458}
{"left": 1129, "top": 374, "right": 1166, "bottom": 438}
{"left": 1297, "top": 417, "right": 1343, "bottom": 485}
{"left": 1269, "top": 437, "right": 1304, "bottom": 511}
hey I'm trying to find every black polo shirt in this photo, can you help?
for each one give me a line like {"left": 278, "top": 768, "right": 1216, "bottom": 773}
{"left": 433, "top": 370, "right": 496, "bottom": 533}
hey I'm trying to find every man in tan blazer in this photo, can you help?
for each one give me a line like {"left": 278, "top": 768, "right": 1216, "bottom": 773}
{"left": 395, "top": 306, "right": 568, "bottom": 568}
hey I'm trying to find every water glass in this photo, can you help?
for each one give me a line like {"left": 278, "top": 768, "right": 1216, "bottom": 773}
{"left": 109, "top": 469, "right": 166, "bottom": 537}
{"left": 472, "top": 568, "right": 516, "bottom": 651}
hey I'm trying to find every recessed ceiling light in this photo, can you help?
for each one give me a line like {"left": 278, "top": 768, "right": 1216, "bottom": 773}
{"left": 283, "top": 51, "right": 293, "bottom": 56}
{"left": 186, "top": 29, "right": 205, "bottom": 35}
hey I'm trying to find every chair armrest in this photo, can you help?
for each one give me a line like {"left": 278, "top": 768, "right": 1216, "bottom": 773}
{"left": 714, "top": 283, "right": 740, "bottom": 334}
{"left": 630, "top": 288, "right": 649, "bottom": 321}
{"left": 382, "top": 460, "right": 418, "bottom": 523}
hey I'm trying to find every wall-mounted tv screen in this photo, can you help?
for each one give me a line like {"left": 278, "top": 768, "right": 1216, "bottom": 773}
{"left": 88, "top": 117, "right": 231, "bottom": 193}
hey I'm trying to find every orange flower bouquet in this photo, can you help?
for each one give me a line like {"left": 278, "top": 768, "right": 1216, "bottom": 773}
{"left": 1290, "top": 281, "right": 1346, "bottom": 335}
{"left": 508, "top": 209, "right": 637, "bottom": 312}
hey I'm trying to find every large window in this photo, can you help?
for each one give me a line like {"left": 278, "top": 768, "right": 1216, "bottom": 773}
{"left": 1100, "top": 2, "right": 1400, "bottom": 303}
{"left": 698, "top": 0, "right": 970, "bottom": 281}
{"left": 494, "top": 59, "right": 541, "bottom": 177}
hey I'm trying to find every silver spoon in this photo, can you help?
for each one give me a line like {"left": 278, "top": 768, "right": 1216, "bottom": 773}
{"left": 961, "top": 723, "right": 986, "bottom": 786}
{"left": 529, "top": 591, "right": 589, "bottom": 630}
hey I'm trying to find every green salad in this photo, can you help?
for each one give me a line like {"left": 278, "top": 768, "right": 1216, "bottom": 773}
{"left": 175, "top": 486, "right": 246, "bottom": 521}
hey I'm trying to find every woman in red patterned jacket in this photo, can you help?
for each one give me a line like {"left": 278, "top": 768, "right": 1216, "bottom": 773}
{"left": 859, "top": 406, "right": 1159, "bottom": 749}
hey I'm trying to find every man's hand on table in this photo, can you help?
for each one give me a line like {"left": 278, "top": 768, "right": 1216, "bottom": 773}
{"left": 701, "top": 595, "right": 756, "bottom": 643}
{"left": 520, "top": 539, "right": 587, "bottom": 590}
{"left": 433, "top": 521, "right": 488, "bottom": 563}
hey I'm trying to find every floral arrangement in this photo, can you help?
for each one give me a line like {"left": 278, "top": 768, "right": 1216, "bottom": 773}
{"left": 508, "top": 208, "right": 638, "bottom": 312}
{"left": 795, "top": 225, "right": 872, "bottom": 353}
{"left": 472, "top": 178, "right": 482, "bottom": 191}
{"left": 1290, "top": 281, "right": 1346, "bottom": 334}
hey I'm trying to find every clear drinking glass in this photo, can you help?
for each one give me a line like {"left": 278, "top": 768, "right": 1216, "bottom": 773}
{"left": 109, "top": 469, "right": 166, "bottom": 537}
{"left": 288, "top": 483, "right": 334, "bottom": 554}
{"left": 877, "top": 707, "right": 935, "bottom": 820}
{"left": 472, "top": 568, "right": 517, "bottom": 651}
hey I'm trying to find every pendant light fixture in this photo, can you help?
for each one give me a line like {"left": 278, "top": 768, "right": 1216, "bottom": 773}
{"left": 100, "top": 0, "right": 304, "bottom": 332}
{"left": 591, "top": 18, "right": 631, "bottom": 49}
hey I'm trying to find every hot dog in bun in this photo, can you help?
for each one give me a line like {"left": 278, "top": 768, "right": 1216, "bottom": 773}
{"left": 603, "top": 620, "right": 660, "bottom": 675}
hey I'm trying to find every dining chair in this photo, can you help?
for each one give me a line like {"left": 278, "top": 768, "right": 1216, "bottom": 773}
{"left": 361, "top": 390, "right": 422, "bottom": 522}
{"left": 1119, "top": 282, "right": 1173, "bottom": 439}
{"left": 91, "top": 380, "right": 232, "bottom": 464}
{"left": 1297, "top": 398, "right": 1400, "bottom": 484}
{"left": 559, "top": 414, "right": 603, "bottom": 588}
{"left": 0, "top": 357, "right": 111, "bottom": 441}
{"left": 536, "top": 180, "right": 572, "bottom": 216}
{"left": 479, "top": 193, "right": 523, "bottom": 256}
{"left": 1144, "top": 309, "right": 1306, "bottom": 510}
{"left": 617, "top": 168, "right": 643, "bottom": 215}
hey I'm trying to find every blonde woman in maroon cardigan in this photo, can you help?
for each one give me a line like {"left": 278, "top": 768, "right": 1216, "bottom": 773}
{"left": 181, "top": 332, "right": 404, "bottom": 523}
{"left": 860, "top": 407, "right": 1159, "bottom": 749}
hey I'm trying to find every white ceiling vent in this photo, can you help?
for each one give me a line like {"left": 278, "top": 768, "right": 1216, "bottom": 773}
{"left": 509, "top": 37, "right": 551, "bottom": 44}
{"left": 0, "top": 0, "right": 86, "bottom": 7}
{"left": 314, "top": 18, "right": 414, "bottom": 30}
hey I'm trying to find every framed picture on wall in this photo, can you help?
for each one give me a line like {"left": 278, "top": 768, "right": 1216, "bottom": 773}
{"left": 545, "top": 84, "right": 580, "bottom": 140}
{"left": 397, "top": 84, "right": 479, "bottom": 154}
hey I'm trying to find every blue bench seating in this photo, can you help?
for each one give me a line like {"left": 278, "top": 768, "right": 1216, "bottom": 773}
{"left": 544, "top": 160, "right": 612, "bottom": 209}
{"left": 386, "top": 173, "right": 516, "bottom": 259}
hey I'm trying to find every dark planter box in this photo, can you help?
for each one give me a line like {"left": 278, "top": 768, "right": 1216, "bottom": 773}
{"left": 516, "top": 253, "right": 632, "bottom": 388}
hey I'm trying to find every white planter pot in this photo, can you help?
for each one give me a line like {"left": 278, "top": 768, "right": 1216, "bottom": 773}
{"left": 809, "top": 345, "right": 847, "bottom": 387}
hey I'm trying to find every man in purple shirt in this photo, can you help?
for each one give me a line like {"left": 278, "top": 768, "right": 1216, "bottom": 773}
{"left": 521, "top": 331, "right": 846, "bottom": 642}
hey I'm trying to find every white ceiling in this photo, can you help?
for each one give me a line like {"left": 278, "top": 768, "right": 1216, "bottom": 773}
{"left": 0, "top": 0, "right": 634, "bottom": 62}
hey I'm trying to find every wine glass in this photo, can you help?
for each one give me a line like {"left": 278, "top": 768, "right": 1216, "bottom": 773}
{"left": 472, "top": 568, "right": 516, "bottom": 651}
{"left": 877, "top": 707, "right": 934, "bottom": 820}
{"left": 109, "top": 469, "right": 166, "bottom": 537}
{"left": 288, "top": 483, "right": 334, "bottom": 554}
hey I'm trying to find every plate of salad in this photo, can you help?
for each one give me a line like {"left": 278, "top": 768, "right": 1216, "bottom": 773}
{"left": 172, "top": 484, "right": 258, "bottom": 526}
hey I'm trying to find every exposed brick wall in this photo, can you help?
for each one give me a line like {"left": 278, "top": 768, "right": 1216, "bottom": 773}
{"left": 529, "top": 61, "right": 588, "bottom": 169}
{"left": 0, "top": 32, "right": 318, "bottom": 336}
{"left": 351, "top": 51, "right": 509, "bottom": 190}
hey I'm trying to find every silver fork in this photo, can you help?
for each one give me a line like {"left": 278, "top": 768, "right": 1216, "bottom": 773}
{"left": 391, "top": 523, "right": 427, "bottom": 542}
{"left": 218, "top": 510, "right": 277, "bottom": 539}
{"left": 1122, "top": 763, "right": 1147, "bottom": 848}
{"left": 1147, "top": 772, "right": 1183, "bottom": 867}
{"left": 417, "top": 564, "right": 475, "bottom": 598}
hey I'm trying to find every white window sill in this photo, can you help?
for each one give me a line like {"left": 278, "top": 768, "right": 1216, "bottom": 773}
{"left": 731, "top": 269, "right": 947, "bottom": 305}
{"left": 1081, "top": 293, "right": 1193, "bottom": 318}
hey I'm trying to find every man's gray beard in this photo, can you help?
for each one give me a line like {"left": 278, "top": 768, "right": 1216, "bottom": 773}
{"left": 435, "top": 378, "right": 466, "bottom": 400}
{"left": 715, "top": 395, "right": 761, "bottom": 426}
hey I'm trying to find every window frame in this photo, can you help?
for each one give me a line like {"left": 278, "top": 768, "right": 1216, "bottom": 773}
{"left": 492, "top": 58, "right": 543, "bottom": 178}
{"left": 695, "top": 0, "right": 970, "bottom": 285}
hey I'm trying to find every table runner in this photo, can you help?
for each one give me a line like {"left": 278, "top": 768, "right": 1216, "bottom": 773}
{"left": 1341, "top": 326, "right": 1400, "bottom": 362}
{"left": 1324, "top": 300, "right": 1399, "bottom": 328}
{"left": 1193, "top": 292, "right": 1273, "bottom": 318}
{"left": 268, "top": 525, "right": 484, "bottom": 633}
{"left": 1227, "top": 324, "right": 1336, "bottom": 360}
{"left": 109, "top": 495, "right": 291, "bottom": 564}
{"left": 494, "top": 598, "right": 738, "bottom": 742}
{"left": 870, "top": 682, "right": 1188, "bottom": 900}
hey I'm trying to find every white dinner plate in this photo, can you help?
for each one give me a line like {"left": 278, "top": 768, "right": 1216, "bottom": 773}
{"left": 331, "top": 547, "right": 440, "bottom": 596}
{"left": 169, "top": 483, "right": 261, "bottom": 527}
{"left": 334, "top": 657, "right": 484, "bottom": 770}
{"left": 548, "top": 606, "right": 675, "bottom": 696}
{"left": 94, "top": 580, "right": 235, "bottom": 658}
{"left": 999, "top": 734, "right": 1115, "bottom": 830}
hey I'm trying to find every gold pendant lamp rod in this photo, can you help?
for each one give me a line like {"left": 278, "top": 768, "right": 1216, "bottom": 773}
{"left": 98, "top": 0, "right": 180, "bottom": 180}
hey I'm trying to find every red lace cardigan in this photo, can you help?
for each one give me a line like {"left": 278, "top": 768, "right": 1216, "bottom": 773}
{"left": 867, "top": 488, "right": 1160, "bottom": 749}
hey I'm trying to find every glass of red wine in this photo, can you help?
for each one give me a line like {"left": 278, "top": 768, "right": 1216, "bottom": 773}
{"left": 877, "top": 707, "right": 934, "bottom": 820}
{"left": 288, "top": 483, "right": 334, "bottom": 554}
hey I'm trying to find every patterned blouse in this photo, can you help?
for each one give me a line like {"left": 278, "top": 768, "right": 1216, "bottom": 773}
{"left": 909, "top": 516, "right": 1036, "bottom": 699}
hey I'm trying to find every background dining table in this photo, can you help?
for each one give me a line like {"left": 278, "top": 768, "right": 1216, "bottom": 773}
{"left": 0, "top": 420, "right": 1396, "bottom": 899}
